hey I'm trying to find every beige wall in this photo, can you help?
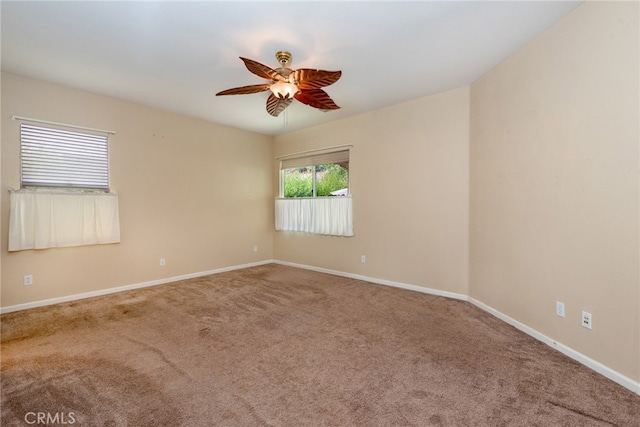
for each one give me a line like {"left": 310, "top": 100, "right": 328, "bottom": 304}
{"left": 273, "top": 87, "right": 470, "bottom": 296}
{"left": 1, "top": 72, "right": 274, "bottom": 307}
{"left": 470, "top": 1, "right": 639, "bottom": 381}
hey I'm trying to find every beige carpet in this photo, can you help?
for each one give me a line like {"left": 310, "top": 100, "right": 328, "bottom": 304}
{"left": 2, "top": 264, "right": 639, "bottom": 426}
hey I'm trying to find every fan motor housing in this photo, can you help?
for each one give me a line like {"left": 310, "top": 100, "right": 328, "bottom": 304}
{"left": 275, "top": 51, "right": 292, "bottom": 66}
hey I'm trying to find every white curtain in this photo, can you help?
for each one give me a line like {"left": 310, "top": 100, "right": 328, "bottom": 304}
{"left": 275, "top": 196, "right": 353, "bottom": 236}
{"left": 9, "top": 190, "right": 121, "bottom": 251}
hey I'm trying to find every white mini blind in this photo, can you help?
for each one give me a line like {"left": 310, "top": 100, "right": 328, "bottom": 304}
{"left": 280, "top": 149, "right": 349, "bottom": 170}
{"left": 20, "top": 123, "right": 109, "bottom": 190}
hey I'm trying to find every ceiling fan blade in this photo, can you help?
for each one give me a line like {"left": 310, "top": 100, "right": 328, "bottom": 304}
{"left": 216, "top": 84, "right": 271, "bottom": 96}
{"left": 240, "top": 57, "right": 286, "bottom": 82}
{"left": 266, "top": 93, "right": 293, "bottom": 117}
{"left": 294, "top": 89, "right": 340, "bottom": 110}
{"left": 292, "top": 69, "right": 342, "bottom": 90}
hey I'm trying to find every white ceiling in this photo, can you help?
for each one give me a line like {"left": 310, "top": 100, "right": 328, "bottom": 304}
{"left": 1, "top": 1, "right": 581, "bottom": 136}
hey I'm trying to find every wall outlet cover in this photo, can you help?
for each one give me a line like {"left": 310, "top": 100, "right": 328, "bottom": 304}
{"left": 556, "top": 301, "right": 565, "bottom": 317}
{"left": 581, "top": 311, "right": 593, "bottom": 330}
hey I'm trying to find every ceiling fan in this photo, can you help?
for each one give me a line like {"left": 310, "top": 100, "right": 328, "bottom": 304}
{"left": 216, "top": 51, "right": 342, "bottom": 117}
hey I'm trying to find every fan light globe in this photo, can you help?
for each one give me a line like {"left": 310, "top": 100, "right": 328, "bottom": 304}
{"left": 270, "top": 81, "right": 299, "bottom": 99}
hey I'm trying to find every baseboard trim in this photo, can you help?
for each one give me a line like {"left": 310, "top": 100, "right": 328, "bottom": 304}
{"left": 273, "top": 260, "right": 468, "bottom": 301}
{"left": 0, "top": 260, "right": 273, "bottom": 315}
{"left": 468, "top": 298, "right": 639, "bottom": 395}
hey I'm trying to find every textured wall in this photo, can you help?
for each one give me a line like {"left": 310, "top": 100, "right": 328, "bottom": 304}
{"left": 470, "top": 2, "right": 639, "bottom": 381}
{"left": 274, "top": 87, "right": 470, "bottom": 296}
{"left": 1, "top": 73, "right": 274, "bottom": 307}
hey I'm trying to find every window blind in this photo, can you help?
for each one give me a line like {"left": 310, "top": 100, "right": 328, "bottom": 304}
{"left": 20, "top": 123, "right": 109, "bottom": 190}
{"left": 280, "top": 149, "right": 349, "bottom": 170}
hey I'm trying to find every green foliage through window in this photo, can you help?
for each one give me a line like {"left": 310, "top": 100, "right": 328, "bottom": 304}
{"left": 283, "top": 168, "right": 313, "bottom": 197}
{"left": 283, "top": 163, "right": 348, "bottom": 198}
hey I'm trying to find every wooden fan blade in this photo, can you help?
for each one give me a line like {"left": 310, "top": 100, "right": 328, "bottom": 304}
{"left": 240, "top": 57, "right": 286, "bottom": 82}
{"left": 266, "top": 93, "right": 293, "bottom": 117}
{"left": 292, "top": 69, "right": 342, "bottom": 90}
{"left": 294, "top": 89, "right": 340, "bottom": 110}
{"left": 216, "top": 84, "right": 271, "bottom": 96}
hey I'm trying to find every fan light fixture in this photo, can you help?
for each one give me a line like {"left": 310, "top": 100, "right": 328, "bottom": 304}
{"left": 270, "top": 81, "right": 299, "bottom": 99}
{"left": 216, "top": 50, "right": 342, "bottom": 117}
{"left": 270, "top": 51, "right": 299, "bottom": 99}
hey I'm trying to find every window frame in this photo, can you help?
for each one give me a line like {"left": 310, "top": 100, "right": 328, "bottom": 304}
{"left": 278, "top": 148, "right": 350, "bottom": 198}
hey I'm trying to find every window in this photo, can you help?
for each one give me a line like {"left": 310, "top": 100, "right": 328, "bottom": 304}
{"left": 275, "top": 147, "right": 353, "bottom": 236}
{"left": 280, "top": 149, "right": 349, "bottom": 198}
{"left": 9, "top": 121, "right": 120, "bottom": 251}
{"left": 20, "top": 123, "right": 109, "bottom": 190}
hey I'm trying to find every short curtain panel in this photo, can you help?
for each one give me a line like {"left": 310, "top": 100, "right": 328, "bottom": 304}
{"left": 8, "top": 190, "right": 121, "bottom": 251}
{"left": 275, "top": 196, "right": 353, "bottom": 236}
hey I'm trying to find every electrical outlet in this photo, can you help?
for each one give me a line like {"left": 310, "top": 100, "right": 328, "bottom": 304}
{"left": 556, "top": 301, "right": 565, "bottom": 317}
{"left": 160, "top": 258, "right": 166, "bottom": 267}
{"left": 581, "top": 311, "right": 593, "bottom": 330}
{"left": 24, "top": 274, "right": 33, "bottom": 286}
{"left": 253, "top": 245, "right": 258, "bottom": 252}
{"left": 360, "top": 255, "right": 366, "bottom": 264}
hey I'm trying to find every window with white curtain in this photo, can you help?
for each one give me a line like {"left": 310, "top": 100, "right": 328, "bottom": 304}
{"left": 9, "top": 121, "right": 120, "bottom": 251}
{"left": 275, "top": 146, "right": 353, "bottom": 236}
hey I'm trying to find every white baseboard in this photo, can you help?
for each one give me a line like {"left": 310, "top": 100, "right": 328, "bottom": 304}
{"left": 468, "top": 298, "right": 640, "bottom": 395}
{"left": 273, "top": 260, "right": 468, "bottom": 301}
{"left": 274, "top": 260, "right": 639, "bottom": 396}
{"left": 3, "top": 259, "right": 638, "bottom": 395}
{"left": 0, "top": 260, "right": 273, "bottom": 315}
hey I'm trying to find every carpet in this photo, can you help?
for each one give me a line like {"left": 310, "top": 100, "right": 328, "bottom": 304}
{"left": 2, "top": 264, "right": 639, "bottom": 426}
